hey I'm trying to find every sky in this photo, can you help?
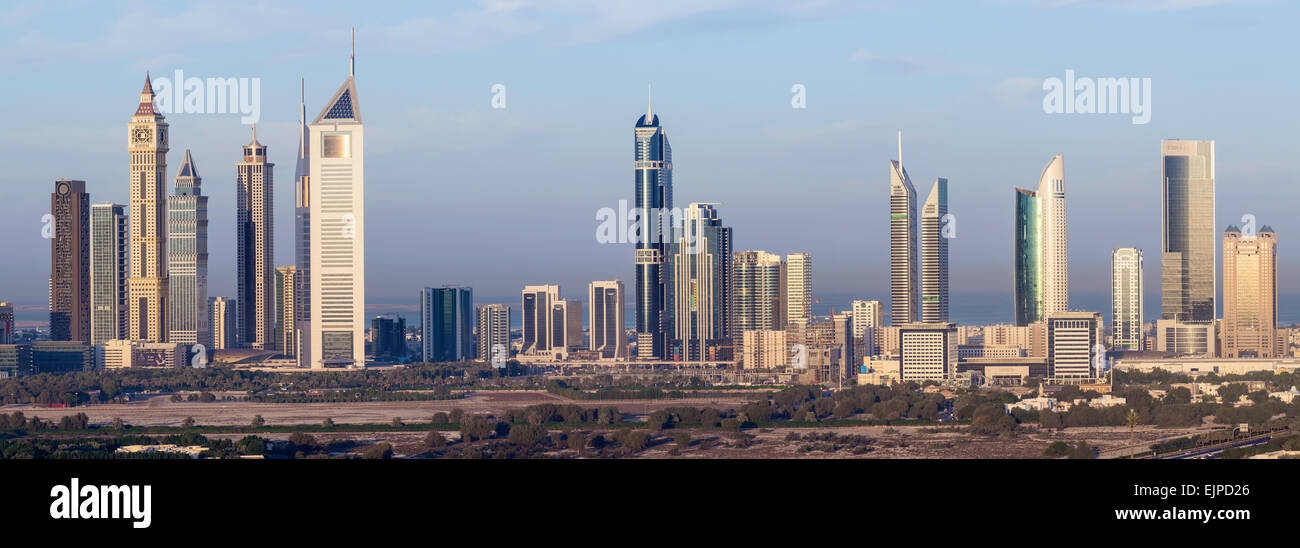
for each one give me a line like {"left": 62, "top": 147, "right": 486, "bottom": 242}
{"left": 2, "top": 0, "right": 1297, "bottom": 327}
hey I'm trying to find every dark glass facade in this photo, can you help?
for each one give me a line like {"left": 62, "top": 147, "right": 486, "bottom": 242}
{"left": 634, "top": 112, "right": 671, "bottom": 358}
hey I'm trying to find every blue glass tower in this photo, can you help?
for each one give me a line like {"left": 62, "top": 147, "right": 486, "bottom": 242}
{"left": 634, "top": 91, "right": 672, "bottom": 359}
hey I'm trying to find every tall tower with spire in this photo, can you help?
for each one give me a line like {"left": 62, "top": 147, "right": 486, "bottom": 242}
{"left": 889, "top": 132, "right": 918, "bottom": 325}
{"left": 127, "top": 73, "right": 170, "bottom": 342}
{"left": 634, "top": 86, "right": 672, "bottom": 359}
{"left": 294, "top": 78, "right": 311, "bottom": 363}
{"left": 920, "top": 177, "right": 949, "bottom": 323}
{"left": 305, "top": 30, "right": 365, "bottom": 368}
{"left": 236, "top": 125, "right": 274, "bottom": 349}
{"left": 167, "top": 150, "right": 209, "bottom": 346}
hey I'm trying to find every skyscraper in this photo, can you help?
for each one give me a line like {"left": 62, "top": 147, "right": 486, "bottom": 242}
{"left": 665, "top": 203, "right": 732, "bottom": 361}
{"left": 850, "top": 300, "right": 883, "bottom": 338}
{"left": 1047, "top": 311, "right": 1101, "bottom": 379}
{"left": 589, "top": 280, "right": 627, "bottom": 359}
{"left": 293, "top": 78, "right": 312, "bottom": 367}
{"left": 521, "top": 284, "right": 561, "bottom": 355}
{"left": 275, "top": 265, "right": 297, "bottom": 357}
{"left": 236, "top": 127, "right": 274, "bottom": 349}
{"left": 419, "top": 286, "right": 473, "bottom": 363}
{"left": 0, "top": 303, "right": 13, "bottom": 345}
{"left": 786, "top": 252, "right": 812, "bottom": 329}
{"left": 476, "top": 304, "right": 511, "bottom": 364}
{"left": 166, "top": 150, "right": 208, "bottom": 347}
{"left": 889, "top": 134, "right": 918, "bottom": 325}
{"left": 550, "top": 299, "right": 584, "bottom": 354}
{"left": 90, "top": 204, "right": 127, "bottom": 345}
{"left": 1161, "top": 139, "right": 1216, "bottom": 323}
{"left": 1222, "top": 225, "right": 1277, "bottom": 358}
{"left": 633, "top": 90, "right": 672, "bottom": 359}
{"left": 732, "top": 251, "right": 785, "bottom": 333}
{"left": 127, "top": 73, "right": 169, "bottom": 343}
{"left": 1111, "top": 247, "right": 1144, "bottom": 350}
{"left": 1013, "top": 154, "right": 1068, "bottom": 325}
{"left": 370, "top": 315, "right": 406, "bottom": 359}
{"left": 208, "top": 297, "right": 237, "bottom": 350}
{"left": 305, "top": 34, "right": 365, "bottom": 369}
{"left": 50, "top": 179, "right": 90, "bottom": 342}
{"left": 920, "top": 177, "right": 949, "bottom": 323}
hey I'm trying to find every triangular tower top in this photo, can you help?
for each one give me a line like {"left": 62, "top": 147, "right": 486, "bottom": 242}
{"left": 313, "top": 76, "right": 361, "bottom": 124}
{"left": 178, "top": 149, "right": 198, "bottom": 178}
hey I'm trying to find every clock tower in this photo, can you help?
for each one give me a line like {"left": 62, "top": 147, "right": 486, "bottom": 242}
{"left": 127, "top": 73, "right": 169, "bottom": 342}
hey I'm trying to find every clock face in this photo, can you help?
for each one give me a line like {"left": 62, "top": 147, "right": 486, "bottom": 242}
{"left": 132, "top": 127, "right": 152, "bottom": 145}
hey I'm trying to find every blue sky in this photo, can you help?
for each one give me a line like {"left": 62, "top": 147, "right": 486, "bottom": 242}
{"left": 1, "top": 0, "right": 1297, "bottom": 325}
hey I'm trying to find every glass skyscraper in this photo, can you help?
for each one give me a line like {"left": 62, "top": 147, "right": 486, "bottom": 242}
{"left": 419, "top": 286, "right": 473, "bottom": 362}
{"left": 920, "top": 178, "right": 949, "bottom": 323}
{"left": 166, "top": 150, "right": 209, "bottom": 346}
{"left": 634, "top": 94, "right": 672, "bottom": 359}
{"left": 665, "top": 203, "right": 731, "bottom": 361}
{"left": 1161, "top": 139, "right": 1216, "bottom": 323}
{"left": 90, "top": 203, "right": 127, "bottom": 345}
{"left": 1013, "top": 154, "right": 1067, "bottom": 326}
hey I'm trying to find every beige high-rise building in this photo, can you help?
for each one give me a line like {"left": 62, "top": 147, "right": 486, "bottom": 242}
{"left": 588, "top": 281, "right": 627, "bottom": 358}
{"left": 851, "top": 299, "right": 883, "bottom": 354}
{"left": 476, "top": 304, "right": 511, "bottom": 364}
{"left": 1222, "top": 225, "right": 1277, "bottom": 358}
{"left": 275, "top": 266, "right": 297, "bottom": 357}
{"left": 741, "top": 329, "right": 787, "bottom": 370}
{"left": 521, "top": 284, "right": 562, "bottom": 354}
{"left": 732, "top": 251, "right": 786, "bottom": 333}
{"left": 237, "top": 127, "right": 274, "bottom": 349}
{"left": 208, "top": 296, "right": 236, "bottom": 350}
{"left": 127, "top": 74, "right": 169, "bottom": 342}
{"left": 786, "top": 252, "right": 812, "bottom": 328}
{"left": 899, "top": 322, "right": 956, "bottom": 381}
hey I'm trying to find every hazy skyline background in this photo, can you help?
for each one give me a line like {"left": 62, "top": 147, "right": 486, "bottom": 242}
{"left": 2, "top": 0, "right": 1297, "bottom": 327}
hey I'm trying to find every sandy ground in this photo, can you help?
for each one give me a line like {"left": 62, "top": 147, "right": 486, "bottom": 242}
{"left": 0, "top": 390, "right": 757, "bottom": 427}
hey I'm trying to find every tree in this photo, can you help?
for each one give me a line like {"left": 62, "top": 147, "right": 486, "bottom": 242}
{"left": 461, "top": 416, "right": 492, "bottom": 442}
{"left": 508, "top": 423, "right": 549, "bottom": 446}
{"left": 424, "top": 431, "right": 449, "bottom": 451}
{"left": 430, "top": 412, "right": 450, "bottom": 424}
{"left": 1044, "top": 441, "right": 1069, "bottom": 457}
{"left": 391, "top": 417, "right": 405, "bottom": 427}
{"left": 675, "top": 432, "right": 693, "bottom": 449}
{"left": 321, "top": 417, "right": 335, "bottom": 427}
{"left": 111, "top": 417, "right": 126, "bottom": 431}
{"left": 363, "top": 442, "right": 394, "bottom": 459}
{"left": 288, "top": 432, "right": 316, "bottom": 450}
{"left": 1066, "top": 441, "right": 1096, "bottom": 459}
{"left": 181, "top": 416, "right": 196, "bottom": 428}
{"left": 250, "top": 415, "right": 266, "bottom": 428}
{"left": 568, "top": 432, "right": 587, "bottom": 453}
{"left": 237, "top": 435, "right": 267, "bottom": 455}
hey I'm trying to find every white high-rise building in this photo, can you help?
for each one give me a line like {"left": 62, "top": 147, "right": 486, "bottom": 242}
{"left": 899, "top": 322, "right": 956, "bottom": 381}
{"left": 305, "top": 35, "right": 366, "bottom": 369}
{"left": 1039, "top": 154, "right": 1069, "bottom": 316}
{"left": 1047, "top": 311, "right": 1101, "bottom": 379}
{"left": 851, "top": 300, "right": 883, "bottom": 338}
{"left": 889, "top": 133, "right": 918, "bottom": 326}
{"left": 90, "top": 204, "right": 128, "bottom": 345}
{"left": 589, "top": 281, "right": 627, "bottom": 359}
{"left": 166, "top": 150, "right": 209, "bottom": 347}
{"left": 920, "top": 178, "right": 949, "bottom": 323}
{"left": 732, "top": 251, "right": 785, "bottom": 333}
{"left": 786, "top": 252, "right": 812, "bottom": 328}
{"left": 208, "top": 297, "right": 237, "bottom": 350}
{"left": 1111, "top": 248, "right": 1143, "bottom": 350}
{"left": 476, "top": 304, "right": 511, "bottom": 364}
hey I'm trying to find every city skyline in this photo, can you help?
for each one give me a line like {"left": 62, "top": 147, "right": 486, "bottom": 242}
{"left": 3, "top": 2, "right": 1299, "bottom": 330}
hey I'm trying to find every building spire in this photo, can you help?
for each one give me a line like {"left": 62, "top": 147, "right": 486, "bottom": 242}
{"left": 647, "top": 84, "right": 652, "bottom": 121}
{"left": 350, "top": 27, "right": 355, "bottom": 77}
{"left": 898, "top": 130, "right": 902, "bottom": 167}
{"left": 142, "top": 71, "right": 154, "bottom": 95}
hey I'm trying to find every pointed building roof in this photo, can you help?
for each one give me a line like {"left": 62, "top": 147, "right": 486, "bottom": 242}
{"left": 135, "top": 72, "right": 160, "bottom": 117}
{"left": 178, "top": 149, "right": 199, "bottom": 178}
{"left": 313, "top": 76, "right": 361, "bottom": 125}
{"left": 247, "top": 123, "right": 263, "bottom": 147}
